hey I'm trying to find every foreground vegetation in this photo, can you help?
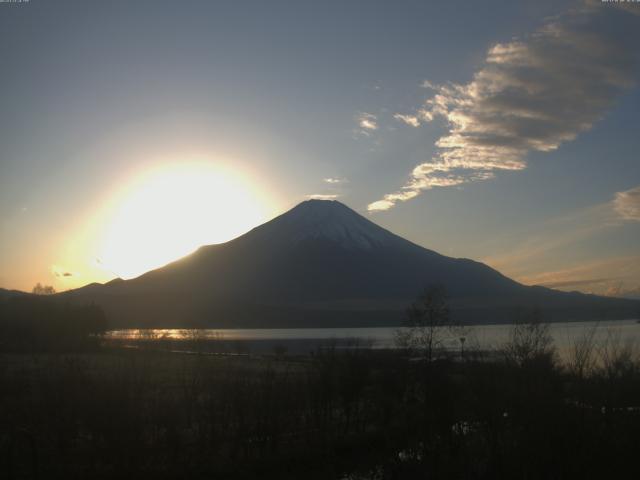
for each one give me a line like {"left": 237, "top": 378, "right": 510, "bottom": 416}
{"left": 2, "top": 326, "right": 640, "bottom": 479}
{"left": 0, "top": 295, "right": 107, "bottom": 353}
{"left": 2, "top": 291, "right": 639, "bottom": 478}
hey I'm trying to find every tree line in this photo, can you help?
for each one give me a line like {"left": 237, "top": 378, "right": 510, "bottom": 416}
{"left": 0, "top": 294, "right": 108, "bottom": 352}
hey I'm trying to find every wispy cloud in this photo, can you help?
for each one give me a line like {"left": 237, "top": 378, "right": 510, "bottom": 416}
{"left": 481, "top": 203, "right": 613, "bottom": 277}
{"left": 421, "top": 80, "right": 437, "bottom": 90}
{"left": 538, "top": 278, "right": 610, "bottom": 289}
{"left": 356, "top": 112, "right": 378, "bottom": 136}
{"left": 517, "top": 254, "right": 640, "bottom": 296}
{"left": 393, "top": 113, "right": 420, "bottom": 128}
{"left": 476, "top": 188, "right": 640, "bottom": 296}
{"left": 306, "top": 194, "right": 341, "bottom": 200}
{"left": 480, "top": 186, "right": 639, "bottom": 289}
{"left": 324, "top": 177, "right": 348, "bottom": 184}
{"left": 604, "top": 283, "right": 640, "bottom": 299}
{"left": 613, "top": 185, "right": 640, "bottom": 221}
{"left": 369, "top": 4, "right": 638, "bottom": 211}
{"left": 307, "top": 178, "right": 349, "bottom": 202}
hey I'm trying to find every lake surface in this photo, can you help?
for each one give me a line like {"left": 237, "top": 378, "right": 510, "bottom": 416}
{"left": 107, "top": 319, "right": 640, "bottom": 358}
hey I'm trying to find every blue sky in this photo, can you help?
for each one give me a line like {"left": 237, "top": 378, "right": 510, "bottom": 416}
{"left": 0, "top": 0, "right": 639, "bottom": 296}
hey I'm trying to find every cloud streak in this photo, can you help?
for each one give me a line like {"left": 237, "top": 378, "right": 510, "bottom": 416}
{"left": 306, "top": 194, "right": 341, "bottom": 200}
{"left": 307, "top": 178, "right": 349, "bottom": 201}
{"left": 324, "top": 177, "right": 348, "bottom": 184}
{"left": 613, "top": 185, "right": 640, "bottom": 221}
{"left": 517, "top": 254, "right": 640, "bottom": 297}
{"left": 370, "top": 4, "right": 638, "bottom": 211}
{"left": 538, "top": 278, "right": 609, "bottom": 289}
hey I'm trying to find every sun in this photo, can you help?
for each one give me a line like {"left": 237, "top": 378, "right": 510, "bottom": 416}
{"left": 97, "top": 162, "right": 270, "bottom": 279}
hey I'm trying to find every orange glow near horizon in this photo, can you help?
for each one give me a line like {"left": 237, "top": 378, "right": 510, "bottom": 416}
{"left": 93, "top": 161, "right": 273, "bottom": 280}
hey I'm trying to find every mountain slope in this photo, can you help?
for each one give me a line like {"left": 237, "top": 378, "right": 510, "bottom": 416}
{"left": 0, "top": 288, "right": 32, "bottom": 301}
{"left": 62, "top": 200, "right": 640, "bottom": 327}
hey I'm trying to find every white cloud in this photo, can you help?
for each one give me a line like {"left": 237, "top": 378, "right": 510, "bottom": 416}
{"left": 324, "top": 177, "right": 347, "bottom": 184}
{"left": 306, "top": 194, "right": 341, "bottom": 200}
{"left": 356, "top": 112, "right": 378, "bottom": 136}
{"left": 613, "top": 185, "right": 640, "bottom": 221}
{"left": 371, "top": 4, "right": 638, "bottom": 212}
{"left": 393, "top": 113, "right": 421, "bottom": 127}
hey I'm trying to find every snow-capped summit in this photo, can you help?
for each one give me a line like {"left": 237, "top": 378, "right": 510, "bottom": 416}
{"left": 241, "top": 199, "right": 402, "bottom": 250}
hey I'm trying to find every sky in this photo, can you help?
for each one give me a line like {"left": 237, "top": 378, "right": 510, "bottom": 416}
{"left": 0, "top": 0, "right": 639, "bottom": 297}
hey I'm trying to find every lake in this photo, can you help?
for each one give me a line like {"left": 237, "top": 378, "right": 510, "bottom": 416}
{"left": 107, "top": 319, "right": 640, "bottom": 358}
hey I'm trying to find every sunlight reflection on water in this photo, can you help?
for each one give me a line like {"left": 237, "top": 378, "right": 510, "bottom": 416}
{"left": 106, "top": 319, "right": 640, "bottom": 359}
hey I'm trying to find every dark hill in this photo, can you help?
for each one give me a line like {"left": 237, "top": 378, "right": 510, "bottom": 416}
{"left": 0, "top": 288, "right": 30, "bottom": 301}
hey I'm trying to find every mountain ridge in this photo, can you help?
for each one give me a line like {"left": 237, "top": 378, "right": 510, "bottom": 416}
{"left": 61, "top": 200, "right": 640, "bottom": 328}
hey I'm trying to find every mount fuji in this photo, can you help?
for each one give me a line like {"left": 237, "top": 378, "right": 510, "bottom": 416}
{"left": 63, "top": 200, "right": 639, "bottom": 328}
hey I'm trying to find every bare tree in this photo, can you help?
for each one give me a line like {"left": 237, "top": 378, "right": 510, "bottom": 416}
{"left": 32, "top": 283, "right": 56, "bottom": 295}
{"left": 598, "top": 329, "right": 637, "bottom": 381}
{"left": 568, "top": 323, "right": 599, "bottom": 379}
{"left": 503, "top": 308, "right": 555, "bottom": 367}
{"left": 395, "top": 285, "right": 452, "bottom": 362}
{"left": 184, "top": 328, "right": 207, "bottom": 354}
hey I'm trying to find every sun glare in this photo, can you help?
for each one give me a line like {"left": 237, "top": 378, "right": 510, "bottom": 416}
{"left": 98, "top": 162, "right": 270, "bottom": 279}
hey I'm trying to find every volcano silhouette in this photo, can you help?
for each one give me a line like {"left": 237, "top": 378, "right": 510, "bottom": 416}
{"left": 65, "top": 200, "right": 639, "bottom": 327}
